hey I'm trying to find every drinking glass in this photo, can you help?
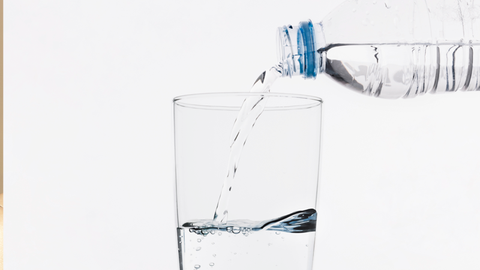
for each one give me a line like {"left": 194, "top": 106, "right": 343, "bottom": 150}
{"left": 173, "top": 92, "right": 322, "bottom": 270}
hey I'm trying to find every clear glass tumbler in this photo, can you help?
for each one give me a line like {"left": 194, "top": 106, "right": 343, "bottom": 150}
{"left": 173, "top": 92, "right": 322, "bottom": 270}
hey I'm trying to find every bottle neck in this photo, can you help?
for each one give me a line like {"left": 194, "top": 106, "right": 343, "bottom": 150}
{"left": 277, "top": 20, "right": 326, "bottom": 79}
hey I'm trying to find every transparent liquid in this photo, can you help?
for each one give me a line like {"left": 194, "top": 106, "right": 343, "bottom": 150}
{"left": 178, "top": 209, "right": 317, "bottom": 270}
{"left": 323, "top": 43, "right": 480, "bottom": 98}
{"left": 212, "top": 64, "right": 283, "bottom": 223}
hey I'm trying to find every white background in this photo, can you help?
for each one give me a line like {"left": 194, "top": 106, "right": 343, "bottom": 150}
{"left": 5, "top": 0, "right": 480, "bottom": 269}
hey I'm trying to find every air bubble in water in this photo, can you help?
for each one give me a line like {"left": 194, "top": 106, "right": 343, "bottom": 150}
{"left": 218, "top": 232, "right": 222, "bottom": 236}
{"left": 275, "top": 232, "right": 281, "bottom": 235}
{"left": 242, "top": 228, "right": 251, "bottom": 236}
{"left": 384, "top": 0, "right": 391, "bottom": 9}
{"left": 209, "top": 262, "right": 215, "bottom": 267}
{"left": 196, "top": 247, "right": 202, "bottom": 251}
{"left": 194, "top": 265, "right": 201, "bottom": 269}
{"left": 212, "top": 254, "right": 216, "bottom": 257}
{"left": 197, "top": 238, "right": 202, "bottom": 243}
{"left": 227, "top": 227, "right": 241, "bottom": 234}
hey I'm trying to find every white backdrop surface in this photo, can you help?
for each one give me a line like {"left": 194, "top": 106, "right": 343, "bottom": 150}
{"left": 5, "top": 0, "right": 480, "bottom": 269}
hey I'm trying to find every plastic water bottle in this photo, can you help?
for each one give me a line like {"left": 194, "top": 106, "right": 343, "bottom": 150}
{"left": 277, "top": 0, "right": 480, "bottom": 98}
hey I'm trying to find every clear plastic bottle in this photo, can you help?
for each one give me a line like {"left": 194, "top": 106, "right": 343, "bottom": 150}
{"left": 277, "top": 0, "right": 480, "bottom": 98}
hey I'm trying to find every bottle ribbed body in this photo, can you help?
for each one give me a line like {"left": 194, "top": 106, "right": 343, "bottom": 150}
{"left": 324, "top": 42, "right": 480, "bottom": 98}
{"left": 277, "top": 0, "right": 480, "bottom": 98}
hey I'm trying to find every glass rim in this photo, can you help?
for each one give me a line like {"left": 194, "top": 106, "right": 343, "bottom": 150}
{"left": 173, "top": 92, "right": 322, "bottom": 111}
